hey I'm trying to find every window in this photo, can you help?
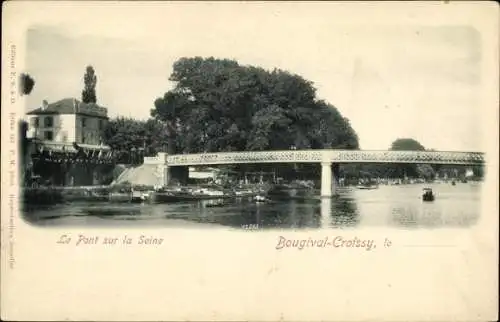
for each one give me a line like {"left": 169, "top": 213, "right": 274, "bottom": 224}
{"left": 82, "top": 118, "right": 87, "bottom": 128}
{"left": 98, "top": 119, "right": 104, "bottom": 130}
{"left": 44, "top": 116, "right": 54, "bottom": 127}
{"left": 31, "top": 117, "right": 39, "bottom": 128}
{"left": 44, "top": 131, "right": 53, "bottom": 141}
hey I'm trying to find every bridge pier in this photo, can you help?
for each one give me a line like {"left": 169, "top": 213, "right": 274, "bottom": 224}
{"left": 321, "top": 198, "right": 332, "bottom": 228}
{"left": 320, "top": 162, "right": 332, "bottom": 197}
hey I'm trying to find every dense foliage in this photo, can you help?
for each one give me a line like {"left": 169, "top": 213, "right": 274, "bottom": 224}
{"left": 151, "top": 57, "right": 359, "bottom": 154}
{"left": 103, "top": 117, "right": 166, "bottom": 162}
{"left": 390, "top": 138, "right": 428, "bottom": 178}
{"left": 390, "top": 138, "right": 426, "bottom": 151}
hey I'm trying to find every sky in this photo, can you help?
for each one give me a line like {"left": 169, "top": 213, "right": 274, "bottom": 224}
{"left": 24, "top": 3, "right": 485, "bottom": 152}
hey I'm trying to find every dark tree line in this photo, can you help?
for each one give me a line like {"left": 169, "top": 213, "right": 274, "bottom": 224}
{"left": 343, "top": 138, "right": 484, "bottom": 180}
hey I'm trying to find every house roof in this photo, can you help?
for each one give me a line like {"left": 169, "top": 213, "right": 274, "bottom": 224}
{"left": 26, "top": 98, "right": 108, "bottom": 118}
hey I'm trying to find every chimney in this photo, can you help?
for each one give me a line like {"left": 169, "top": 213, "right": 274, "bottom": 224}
{"left": 41, "top": 100, "right": 49, "bottom": 110}
{"left": 73, "top": 98, "right": 78, "bottom": 112}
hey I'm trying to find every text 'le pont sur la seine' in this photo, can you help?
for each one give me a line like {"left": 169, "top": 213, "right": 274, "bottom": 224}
{"left": 57, "top": 234, "right": 164, "bottom": 246}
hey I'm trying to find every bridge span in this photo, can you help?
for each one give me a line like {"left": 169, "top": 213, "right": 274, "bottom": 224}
{"left": 145, "top": 149, "right": 484, "bottom": 197}
{"left": 166, "top": 149, "right": 484, "bottom": 166}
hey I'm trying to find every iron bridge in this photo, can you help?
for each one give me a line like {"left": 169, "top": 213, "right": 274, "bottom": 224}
{"left": 166, "top": 149, "right": 485, "bottom": 166}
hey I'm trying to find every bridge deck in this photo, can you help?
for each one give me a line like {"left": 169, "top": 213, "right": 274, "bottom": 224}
{"left": 166, "top": 149, "right": 485, "bottom": 166}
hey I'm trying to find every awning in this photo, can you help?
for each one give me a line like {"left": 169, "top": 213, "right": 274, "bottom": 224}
{"left": 33, "top": 140, "right": 111, "bottom": 153}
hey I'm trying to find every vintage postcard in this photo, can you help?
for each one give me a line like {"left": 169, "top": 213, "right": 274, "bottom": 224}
{"left": 1, "top": 1, "right": 498, "bottom": 321}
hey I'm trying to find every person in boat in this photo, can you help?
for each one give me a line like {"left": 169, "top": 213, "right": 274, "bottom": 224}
{"left": 422, "top": 188, "right": 434, "bottom": 201}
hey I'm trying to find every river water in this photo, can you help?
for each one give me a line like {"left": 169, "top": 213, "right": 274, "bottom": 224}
{"left": 22, "top": 182, "right": 482, "bottom": 229}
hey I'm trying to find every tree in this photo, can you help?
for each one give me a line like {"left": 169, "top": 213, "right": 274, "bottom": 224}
{"left": 19, "top": 73, "right": 35, "bottom": 185}
{"left": 103, "top": 117, "right": 167, "bottom": 163}
{"left": 19, "top": 73, "right": 35, "bottom": 95}
{"left": 390, "top": 138, "right": 427, "bottom": 178}
{"left": 151, "top": 92, "right": 191, "bottom": 154}
{"left": 82, "top": 65, "right": 97, "bottom": 103}
{"left": 354, "top": 138, "right": 434, "bottom": 180}
{"left": 416, "top": 164, "right": 435, "bottom": 180}
{"left": 151, "top": 57, "right": 359, "bottom": 155}
{"left": 391, "top": 138, "right": 426, "bottom": 151}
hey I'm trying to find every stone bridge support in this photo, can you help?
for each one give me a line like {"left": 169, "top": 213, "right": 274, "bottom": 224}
{"left": 144, "top": 152, "right": 185, "bottom": 187}
{"left": 321, "top": 162, "right": 339, "bottom": 198}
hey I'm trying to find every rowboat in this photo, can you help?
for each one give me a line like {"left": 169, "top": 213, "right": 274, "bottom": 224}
{"left": 422, "top": 188, "right": 435, "bottom": 202}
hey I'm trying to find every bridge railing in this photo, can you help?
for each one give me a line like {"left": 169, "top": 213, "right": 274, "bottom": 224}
{"left": 166, "top": 149, "right": 485, "bottom": 166}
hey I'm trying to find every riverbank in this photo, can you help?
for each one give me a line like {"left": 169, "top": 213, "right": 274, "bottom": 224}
{"left": 22, "top": 185, "right": 110, "bottom": 204}
{"left": 21, "top": 179, "right": 481, "bottom": 205}
{"left": 21, "top": 183, "right": 265, "bottom": 205}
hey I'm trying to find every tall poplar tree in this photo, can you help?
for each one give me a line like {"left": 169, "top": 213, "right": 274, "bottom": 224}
{"left": 82, "top": 65, "right": 97, "bottom": 103}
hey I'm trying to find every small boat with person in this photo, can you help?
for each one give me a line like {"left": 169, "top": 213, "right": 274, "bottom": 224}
{"left": 422, "top": 188, "right": 435, "bottom": 202}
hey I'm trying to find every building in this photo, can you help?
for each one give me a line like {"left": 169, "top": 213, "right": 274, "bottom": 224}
{"left": 23, "top": 98, "right": 114, "bottom": 186}
{"left": 27, "top": 98, "right": 107, "bottom": 145}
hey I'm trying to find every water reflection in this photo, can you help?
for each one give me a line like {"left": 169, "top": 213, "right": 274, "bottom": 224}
{"left": 320, "top": 198, "right": 331, "bottom": 228}
{"left": 22, "top": 183, "right": 481, "bottom": 229}
{"left": 387, "top": 184, "right": 481, "bottom": 228}
{"left": 331, "top": 193, "right": 360, "bottom": 228}
{"left": 320, "top": 195, "right": 360, "bottom": 229}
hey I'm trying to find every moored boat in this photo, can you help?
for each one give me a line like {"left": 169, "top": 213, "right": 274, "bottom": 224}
{"left": 131, "top": 191, "right": 151, "bottom": 203}
{"left": 109, "top": 191, "right": 132, "bottom": 203}
{"left": 204, "top": 199, "right": 225, "bottom": 207}
{"left": 108, "top": 183, "right": 153, "bottom": 203}
{"left": 191, "top": 186, "right": 225, "bottom": 198}
{"left": 356, "top": 184, "right": 379, "bottom": 190}
{"left": 234, "top": 189, "right": 256, "bottom": 197}
{"left": 267, "top": 183, "right": 314, "bottom": 200}
{"left": 154, "top": 185, "right": 230, "bottom": 203}
{"left": 253, "top": 195, "right": 268, "bottom": 203}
